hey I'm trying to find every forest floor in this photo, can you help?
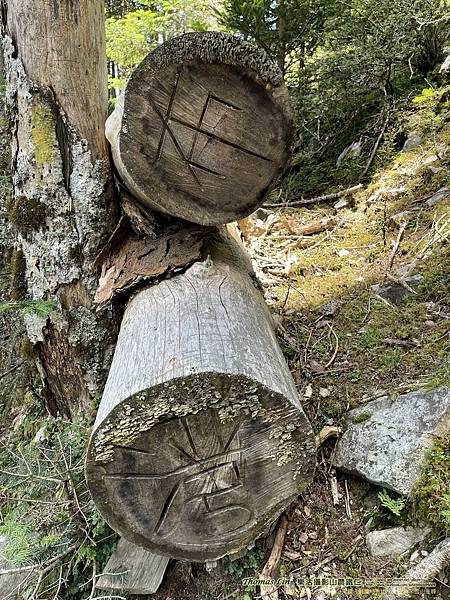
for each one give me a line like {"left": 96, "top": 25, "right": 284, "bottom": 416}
{"left": 151, "top": 88, "right": 450, "bottom": 600}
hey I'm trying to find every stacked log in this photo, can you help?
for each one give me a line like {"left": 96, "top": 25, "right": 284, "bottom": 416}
{"left": 106, "top": 32, "right": 293, "bottom": 225}
{"left": 87, "top": 32, "right": 315, "bottom": 565}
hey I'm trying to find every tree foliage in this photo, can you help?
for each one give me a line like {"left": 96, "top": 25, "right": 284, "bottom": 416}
{"left": 219, "top": 0, "right": 450, "bottom": 197}
{"left": 218, "top": 0, "right": 337, "bottom": 75}
{"left": 106, "top": 0, "right": 217, "bottom": 93}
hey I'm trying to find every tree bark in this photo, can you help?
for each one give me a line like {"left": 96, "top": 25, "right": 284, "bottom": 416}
{"left": 86, "top": 228, "right": 316, "bottom": 562}
{"left": 1, "top": 0, "right": 119, "bottom": 417}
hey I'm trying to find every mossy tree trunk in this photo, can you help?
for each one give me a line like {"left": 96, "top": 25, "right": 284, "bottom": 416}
{"left": 1, "top": 0, "right": 119, "bottom": 417}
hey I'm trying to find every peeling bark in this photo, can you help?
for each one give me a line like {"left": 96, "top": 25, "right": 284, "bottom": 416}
{"left": 94, "top": 220, "right": 214, "bottom": 307}
{"left": 1, "top": 1, "right": 119, "bottom": 416}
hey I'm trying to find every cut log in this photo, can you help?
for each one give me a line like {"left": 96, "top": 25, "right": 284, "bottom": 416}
{"left": 96, "top": 538, "right": 169, "bottom": 595}
{"left": 106, "top": 32, "right": 293, "bottom": 226}
{"left": 86, "top": 229, "right": 315, "bottom": 562}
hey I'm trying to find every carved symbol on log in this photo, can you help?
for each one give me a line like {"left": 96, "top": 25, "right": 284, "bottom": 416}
{"left": 148, "top": 68, "right": 272, "bottom": 192}
{"left": 103, "top": 415, "right": 253, "bottom": 542}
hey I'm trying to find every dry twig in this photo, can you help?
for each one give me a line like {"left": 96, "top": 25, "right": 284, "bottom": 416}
{"left": 259, "top": 515, "right": 289, "bottom": 600}
{"left": 263, "top": 184, "right": 363, "bottom": 209}
{"left": 387, "top": 223, "right": 407, "bottom": 272}
{"left": 383, "top": 538, "right": 450, "bottom": 599}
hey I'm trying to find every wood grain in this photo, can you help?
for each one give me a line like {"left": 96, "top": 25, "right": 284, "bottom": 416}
{"left": 86, "top": 230, "right": 315, "bottom": 562}
{"left": 96, "top": 538, "right": 169, "bottom": 595}
{"left": 107, "top": 32, "right": 293, "bottom": 225}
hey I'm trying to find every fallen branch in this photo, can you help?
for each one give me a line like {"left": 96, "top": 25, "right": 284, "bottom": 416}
{"left": 263, "top": 184, "right": 363, "bottom": 209}
{"left": 0, "top": 543, "right": 78, "bottom": 577}
{"left": 382, "top": 338, "right": 420, "bottom": 348}
{"left": 363, "top": 109, "right": 390, "bottom": 178}
{"left": 383, "top": 538, "right": 450, "bottom": 600}
{"left": 0, "top": 361, "right": 24, "bottom": 381}
{"left": 259, "top": 515, "right": 289, "bottom": 600}
{"left": 387, "top": 223, "right": 407, "bottom": 272}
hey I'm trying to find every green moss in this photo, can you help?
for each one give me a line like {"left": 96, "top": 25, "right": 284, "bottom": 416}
{"left": 352, "top": 412, "right": 372, "bottom": 424}
{"left": 19, "top": 336, "right": 35, "bottom": 361}
{"left": 10, "top": 248, "right": 26, "bottom": 301}
{"left": 31, "top": 105, "right": 54, "bottom": 166}
{"left": 8, "top": 195, "right": 47, "bottom": 234}
{"left": 412, "top": 435, "right": 450, "bottom": 534}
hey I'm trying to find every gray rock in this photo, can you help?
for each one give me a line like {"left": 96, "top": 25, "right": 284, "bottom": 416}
{"left": 334, "top": 198, "right": 350, "bottom": 209}
{"left": 371, "top": 275, "right": 423, "bottom": 305}
{"left": 366, "top": 527, "right": 430, "bottom": 557}
{"left": 425, "top": 187, "right": 450, "bottom": 207}
{"left": 333, "top": 387, "right": 450, "bottom": 495}
{"left": 440, "top": 53, "right": 450, "bottom": 76}
{"left": 319, "top": 299, "right": 342, "bottom": 318}
{"left": 403, "top": 133, "right": 422, "bottom": 151}
{"left": 336, "top": 140, "right": 362, "bottom": 166}
{"left": 389, "top": 210, "right": 414, "bottom": 229}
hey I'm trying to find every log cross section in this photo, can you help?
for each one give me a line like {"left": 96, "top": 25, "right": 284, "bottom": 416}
{"left": 106, "top": 32, "right": 293, "bottom": 225}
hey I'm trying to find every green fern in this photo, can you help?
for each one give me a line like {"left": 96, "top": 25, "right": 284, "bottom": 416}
{"left": 0, "top": 299, "right": 56, "bottom": 317}
{"left": 378, "top": 489, "right": 406, "bottom": 517}
{"left": 0, "top": 520, "right": 35, "bottom": 566}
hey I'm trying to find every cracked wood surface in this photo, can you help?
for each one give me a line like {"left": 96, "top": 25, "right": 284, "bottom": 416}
{"left": 86, "top": 230, "right": 316, "bottom": 561}
{"left": 96, "top": 538, "right": 169, "bottom": 595}
{"left": 107, "top": 32, "right": 293, "bottom": 225}
{"left": 94, "top": 219, "right": 213, "bottom": 306}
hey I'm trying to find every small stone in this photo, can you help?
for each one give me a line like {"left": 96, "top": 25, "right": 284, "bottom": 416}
{"left": 403, "top": 133, "right": 422, "bottom": 151}
{"left": 366, "top": 526, "right": 430, "bottom": 557}
{"left": 334, "top": 198, "right": 349, "bottom": 210}
{"left": 389, "top": 211, "right": 413, "bottom": 228}
{"left": 33, "top": 425, "right": 47, "bottom": 444}
{"left": 319, "top": 387, "right": 331, "bottom": 398}
{"left": 320, "top": 299, "right": 342, "bottom": 318}
{"left": 423, "top": 154, "right": 440, "bottom": 166}
{"left": 425, "top": 187, "right": 450, "bottom": 207}
{"left": 333, "top": 387, "right": 450, "bottom": 495}
{"left": 440, "top": 52, "right": 450, "bottom": 75}
{"left": 395, "top": 262, "right": 416, "bottom": 278}
{"left": 336, "top": 140, "right": 362, "bottom": 166}
{"left": 371, "top": 275, "right": 423, "bottom": 305}
{"left": 304, "top": 384, "right": 313, "bottom": 399}
{"left": 299, "top": 532, "right": 309, "bottom": 544}
{"left": 337, "top": 249, "right": 350, "bottom": 257}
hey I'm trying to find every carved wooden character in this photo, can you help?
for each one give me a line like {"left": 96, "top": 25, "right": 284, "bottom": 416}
{"left": 86, "top": 230, "right": 316, "bottom": 561}
{"left": 106, "top": 32, "right": 293, "bottom": 225}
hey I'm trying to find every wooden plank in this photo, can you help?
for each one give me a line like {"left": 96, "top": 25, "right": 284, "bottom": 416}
{"left": 106, "top": 32, "right": 293, "bottom": 225}
{"left": 96, "top": 538, "right": 169, "bottom": 595}
{"left": 86, "top": 228, "right": 316, "bottom": 562}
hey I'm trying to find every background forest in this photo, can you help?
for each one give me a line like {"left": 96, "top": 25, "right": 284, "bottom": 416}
{"left": 0, "top": 0, "right": 449, "bottom": 599}
{"left": 105, "top": 0, "right": 449, "bottom": 197}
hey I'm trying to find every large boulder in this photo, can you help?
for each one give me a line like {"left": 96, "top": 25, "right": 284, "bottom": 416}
{"left": 333, "top": 387, "right": 450, "bottom": 495}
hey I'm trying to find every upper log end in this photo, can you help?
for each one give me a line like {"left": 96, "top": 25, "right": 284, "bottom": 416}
{"left": 107, "top": 32, "right": 293, "bottom": 226}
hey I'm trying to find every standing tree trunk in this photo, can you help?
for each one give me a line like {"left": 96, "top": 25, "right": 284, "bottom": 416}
{"left": 1, "top": 0, "right": 118, "bottom": 417}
